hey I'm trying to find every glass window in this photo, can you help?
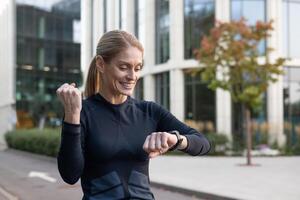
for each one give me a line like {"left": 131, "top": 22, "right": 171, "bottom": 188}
{"left": 16, "top": 0, "right": 82, "bottom": 128}
{"left": 184, "top": 72, "right": 215, "bottom": 133}
{"left": 155, "top": 0, "right": 170, "bottom": 64}
{"left": 231, "top": 93, "right": 267, "bottom": 150}
{"left": 134, "top": 78, "right": 144, "bottom": 100}
{"left": 283, "top": 67, "right": 300, "bottom": 148}
{"left": 155, "top": 72, "right": 170, "bottom": 110}
{"left": 283, "top": 0, "right": 300, "bottom": 58}
{"left": 231, "top": 0, "right": 266, "bottom": 54}
{"left": 134, "top": 0, "right": 139, "bottom": 38}
{"left": 184, "top": 0, "right": 215, "bottom": 59}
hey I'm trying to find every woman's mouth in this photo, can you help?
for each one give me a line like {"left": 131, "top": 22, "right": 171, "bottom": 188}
{"left": 120, "top": 82, "right": 135, "bottom": 89}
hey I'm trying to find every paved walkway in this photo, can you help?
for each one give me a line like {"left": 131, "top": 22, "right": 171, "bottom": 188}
{"left": 149, "top": 156, "right": 300, "bottom": 200}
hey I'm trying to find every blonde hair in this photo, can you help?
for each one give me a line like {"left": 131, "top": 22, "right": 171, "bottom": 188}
{"left": 84, "top": 30, "right": 144, "bottom": 98}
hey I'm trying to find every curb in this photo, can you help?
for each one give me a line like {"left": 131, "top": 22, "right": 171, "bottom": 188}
{"left": 150, "top": 182, "right": 239, "bottom": 200}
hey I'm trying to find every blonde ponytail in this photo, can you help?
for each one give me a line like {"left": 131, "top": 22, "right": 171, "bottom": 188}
{"left": 84, "top": 57, "right": 101, "bottom": 98}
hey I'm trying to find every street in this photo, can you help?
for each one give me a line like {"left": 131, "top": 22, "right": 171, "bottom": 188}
{"left": 0, "top": 149, "right": 201, "bottom": 200}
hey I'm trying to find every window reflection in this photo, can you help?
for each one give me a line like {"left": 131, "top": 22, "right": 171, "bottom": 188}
{"left": 232, "top": 93, "right": 267, "bottom": 150}
{"left": 283, "top": 67, "right": 300, "bottom": 147}
{"left": 231, "top": 0, "right": 266, "bottom": 54}
{"left": 134, "top": 78, "right": 144, "bottom": 101}
{"left": 155, "top": 72, "right": 170, "bottom": 110}
{"left": 155, "top": 0, "right": 170, "bottom": 64}
{"left": 184, "top": 72, "right": 215, "bottom": 133}
{"left": 283, "top": 0, "right": 300, "bottom": 58}
{"left": 184, "top": 0, "right": 215, "bottom": 59}
{"left": 16, "top": 0, "right": 82, "bottom": 128}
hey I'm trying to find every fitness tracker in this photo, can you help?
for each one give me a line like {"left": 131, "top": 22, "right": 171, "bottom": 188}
{"left": 168, "top": 130, "right": 183, "bottom": 151}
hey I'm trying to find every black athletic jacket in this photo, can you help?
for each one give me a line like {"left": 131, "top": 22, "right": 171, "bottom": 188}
{"left": 57, "top": 93, "right": 210, "bottom": 200}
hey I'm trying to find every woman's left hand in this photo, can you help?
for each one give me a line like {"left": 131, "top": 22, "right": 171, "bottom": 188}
{"left": 143, "top": 132, "right": 178, "bottom": 158}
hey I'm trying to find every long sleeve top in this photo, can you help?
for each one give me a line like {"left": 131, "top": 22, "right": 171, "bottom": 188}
{"left": 57, "top": 93, "right": 211, "bottom": 200}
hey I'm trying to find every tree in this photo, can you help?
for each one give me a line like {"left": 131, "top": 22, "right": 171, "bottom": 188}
{"left": 192, "top": 19, "right": 286, "bottom": 165}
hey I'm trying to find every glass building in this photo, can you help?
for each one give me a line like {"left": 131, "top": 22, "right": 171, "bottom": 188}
{"left": 80, "top": 0, "right": 300, "bottom": 148}
{"left": 230, "top": 0, "right": 267, "bottom": 147}
{"left": 16, "top": 0, "right": 82, "bottom": 128}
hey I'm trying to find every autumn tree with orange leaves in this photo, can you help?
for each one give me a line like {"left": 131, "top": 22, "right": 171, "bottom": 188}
{"left": 192, "top": 19, "right": 286, "bottom": 165}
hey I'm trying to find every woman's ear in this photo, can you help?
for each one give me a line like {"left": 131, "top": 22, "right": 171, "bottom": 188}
{"left": 95, "top": 55, "right": 105, "bottom": 73}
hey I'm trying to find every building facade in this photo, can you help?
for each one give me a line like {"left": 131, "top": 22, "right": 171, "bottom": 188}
{"left": 86, "top": 0, "right": 299, "bottom": 147}
{"left": 15, "top": 0, "right": 82, "bottom": 128}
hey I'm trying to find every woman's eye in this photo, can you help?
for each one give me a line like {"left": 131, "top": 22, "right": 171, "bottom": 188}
{"left": 135, "top": 66, "right": 142, "bottom": 71}
{"left": 119, "top": 65, "right": 127, "bottom": 70}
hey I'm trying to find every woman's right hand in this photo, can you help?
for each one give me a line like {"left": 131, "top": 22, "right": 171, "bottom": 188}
{"left": 56, "top": 83, "right": 82, "bottom": 124}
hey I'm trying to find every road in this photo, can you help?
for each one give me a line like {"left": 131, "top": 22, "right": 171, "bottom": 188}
{"left": 0, "top": 149, "right": 202, "bottom": 200}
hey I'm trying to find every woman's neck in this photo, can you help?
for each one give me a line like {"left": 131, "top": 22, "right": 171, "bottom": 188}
{"left": 98, "top": 90, "right": 127, "bottom": 105}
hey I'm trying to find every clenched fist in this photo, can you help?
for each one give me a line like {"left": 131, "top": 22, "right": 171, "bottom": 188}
{"left": 56, "top": 83, "right": 82, "bottom": 124}
{"left": 143, "top": 132, "right": 178, "bottom": 159}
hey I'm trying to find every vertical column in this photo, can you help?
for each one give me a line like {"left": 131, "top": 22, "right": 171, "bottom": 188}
{"left": 81, "top": 0, "right": 93, "bottom": 84}
{"left": 143, "top": 75, "right": 155, "bottom": 101}
{"left": 0, "top": 0, "right": 15, "bottom": 149}
{"left": 267, "top": 0, "right": 285, "bottom": 147}
{"left": 169, "top": 0, "right": 184, "bottom": 120}
{"left": 143, "top": 0, "right": 155, "bottom": 101}
{"left": 170, "top": 69, "right": 184, "bottom": 121}
{"left": 215, "top": 0, "right": 232, "bottom": 139}
{"left": 93, "top": 0, "right": 104, "bottom": 54}
{"left": 169, "top": 0, "right": 184, "bottom": 62}
{"left": 107, "top": 0, "right": 117, "bottom": 30}
{"left": 125, "top": 0, "right": 135, "bottom": 34}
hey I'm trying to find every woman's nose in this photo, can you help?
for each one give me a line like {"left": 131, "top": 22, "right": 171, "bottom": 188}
{"left": 126, "top": 69, "right": 136, "bottom": 80}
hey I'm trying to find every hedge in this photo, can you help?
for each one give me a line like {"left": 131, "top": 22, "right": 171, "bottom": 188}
{"left": 5, "top": 129, "right": 229, "bottom": 157}
{"left": 5, "top": 129, "right": 61, "bottom": 157}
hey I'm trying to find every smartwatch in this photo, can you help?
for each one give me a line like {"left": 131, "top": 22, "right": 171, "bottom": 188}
{"left": 168, "top": 130, "right": 183, "bottom": 151}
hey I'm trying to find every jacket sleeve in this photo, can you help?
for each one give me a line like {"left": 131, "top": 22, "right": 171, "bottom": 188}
{"left": 153, "top": 102, "right": 211, "bottom": 156}
{"left": 57, "top": 108, "right": 87, "bottom": 185}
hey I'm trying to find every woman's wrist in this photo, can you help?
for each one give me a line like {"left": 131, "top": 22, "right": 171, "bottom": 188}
{"left": 64, "top": 112, "right": 80, "bottom": 124}
{"left": 178, "top": 135, "right": 188, "bottom": 150}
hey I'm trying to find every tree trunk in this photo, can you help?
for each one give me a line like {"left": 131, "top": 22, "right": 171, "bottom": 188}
{"left": 245, "top": 107, "right": 252, "bottom": 165}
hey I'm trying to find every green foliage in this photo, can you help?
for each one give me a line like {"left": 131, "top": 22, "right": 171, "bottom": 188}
{"left": 5, "top": 129, "right": 61, "bottom": 157}
{"left": 205, "top": 133, "right": 229, "bottom": 155}
{"left": 193, "top": 19, "right": 286, "bottom": 111}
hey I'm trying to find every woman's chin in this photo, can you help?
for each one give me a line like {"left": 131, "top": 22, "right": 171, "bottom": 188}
{"left": 119, "top": 89, "right": 133, "bottom": 96}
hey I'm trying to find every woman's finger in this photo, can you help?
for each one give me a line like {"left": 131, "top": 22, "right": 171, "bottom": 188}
{"left": 143, "top": 135, "right": 150, "bottom": 153}
{"left": 149, "top": 151, "right": 160, "bottom": 158}
{"left": 161, "top": 132, "right": 169, "bottom": 148}
{"left": 155, "top": 132, "right": 162, "bottom": 150}
{"left": 149, "top": 133, "right": 157, "bottom": 151}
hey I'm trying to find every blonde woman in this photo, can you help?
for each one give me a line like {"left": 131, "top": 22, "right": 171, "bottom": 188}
{"left": 56, "top": 30, "right": 210, "bottom": 200}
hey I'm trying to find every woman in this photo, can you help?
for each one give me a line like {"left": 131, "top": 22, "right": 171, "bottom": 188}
{"left": 56, "top": 30, "right": 210, "bottom": 200}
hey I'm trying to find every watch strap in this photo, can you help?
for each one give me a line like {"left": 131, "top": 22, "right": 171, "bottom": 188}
{"left": 168, "top": 130, "right": 183, "bottom": 151}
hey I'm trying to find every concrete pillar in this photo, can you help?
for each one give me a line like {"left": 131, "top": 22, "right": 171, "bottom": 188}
{"left": 143, "top": 75, "right": 155, "bottom": 101}
{"left": 81, "top": 0, "right": 93, "bottom": 85}
{"left": 143, "top": 0, "right": 155, "bottom": 101}
{"left": 92, "top": 0, "right": 104, "bottom": 54}
{"left": 267, "top": 0, "right": 285, "bottom": 147}
{"left": 107, "top": 0, "right": 117, "bottom": 30}
{"left": 125, "top": 0, "right": 135, "bottom": 34}
{"left": 168, "top": 0, "right": 184, "bottom": 121}
{"left": 215, "top": 0, "right": 232, "bottom": 139}
{"left": 170, "top": 69, "right": 184, "bottom": 121}
{"left": 170, "top": 0, "right": 184, "bottom": 62}
{"left": 0, "top": 0, "right": 15, "bottom": 150}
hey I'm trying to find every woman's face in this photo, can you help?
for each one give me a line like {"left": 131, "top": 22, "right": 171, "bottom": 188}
{"left": 101, "top": 46, "right": 143, "bottom": 97}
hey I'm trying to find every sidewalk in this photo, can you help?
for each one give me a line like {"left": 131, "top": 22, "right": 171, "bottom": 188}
{"left": 149, "top": 156, "right": 300, "bottom": 200}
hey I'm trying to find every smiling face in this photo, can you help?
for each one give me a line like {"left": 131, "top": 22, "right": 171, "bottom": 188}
{"left": 98, "top": 46, "right": 143, "bottom": 101}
